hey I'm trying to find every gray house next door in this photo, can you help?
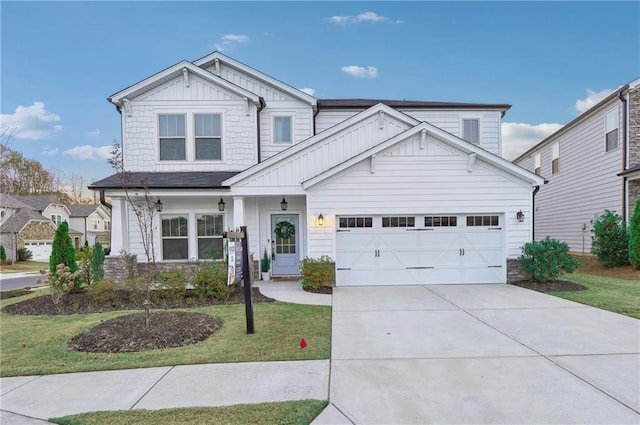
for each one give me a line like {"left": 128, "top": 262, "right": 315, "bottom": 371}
{"left": 271, "top": 214, "right": 299, "bottom": 276}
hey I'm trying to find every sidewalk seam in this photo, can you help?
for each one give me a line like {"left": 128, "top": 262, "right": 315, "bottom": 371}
{"left": 129, "top": 366, "right": 174, "bottom": 410}
{"left": 0, "top": 375, "right": 43, "bottom": 397}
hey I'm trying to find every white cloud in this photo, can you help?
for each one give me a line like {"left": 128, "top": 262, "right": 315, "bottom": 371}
{"left": 215, "top": 33, "right": 250, "bottom": 52}
{"left": 328, "top": 11, "right": 400, "bottom": 25}
{"left": 0, "top": 102, "right": 63, "bottom": 140}
{"left": 299, "top": 87, "right": 316, "bottom": 96}
{"left": 502, "top": 122, "right": 564, "bottom": 161}
{"left": 41, "top": 145, "right": 59, "bottom": 156}
{"left": 88, "top": 128, "right": 100, "bottom": 137}
{"left": 353, "top": 11, "right": 388, "bottom": 23}
{"left": 575, "top": 88, "right": 613, "bottom": 114}
{"left": 63, "top": 145, "right": 112, "bottom": 160}
{"left": 328, "top": 15, "right": 351, "bottom": 25}
{"left": 341, "top": 65, "right": 378, "bottom": 79}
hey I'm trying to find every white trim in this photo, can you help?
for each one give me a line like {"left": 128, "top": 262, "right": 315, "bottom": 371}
{"left": 272, "top": 113, "right": 294, "bottom": 144}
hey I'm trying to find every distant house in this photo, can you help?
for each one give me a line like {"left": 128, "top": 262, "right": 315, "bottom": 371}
{"left": 513, "top": 78, "right": 639, "bottom": 253}
{"left": 68, "top": 204, "right": 111, "bottom": 251}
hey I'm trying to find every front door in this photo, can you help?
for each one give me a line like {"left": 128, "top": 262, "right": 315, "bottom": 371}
{"left": 271, "top": 214, "right": 299, "bottom": 275}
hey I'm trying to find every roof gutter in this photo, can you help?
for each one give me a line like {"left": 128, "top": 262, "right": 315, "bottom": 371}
{"left": 99, "top": 189, "right": 112, "bottom": 210}
{"left": 256, "top": 97, "right": 266, "bottom": 163}
{"left": 619, "top": 90, "right": 629, "bottom": 221}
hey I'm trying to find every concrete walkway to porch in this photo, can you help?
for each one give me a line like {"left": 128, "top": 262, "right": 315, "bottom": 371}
{"left": 255, "top": 279, "right": 332, "bottom": 306}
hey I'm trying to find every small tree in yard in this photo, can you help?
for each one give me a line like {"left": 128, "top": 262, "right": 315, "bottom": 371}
{"left": 629, "top": 199, "right": 640, "bottom": 269}
{"left": 519, "top": 237, "right": 581, "bottom": 282}
{"left": 91, "top": 242, "right": 105, "bottom": 282}
{"left": 591, "top": 210, "right": 629, "bottom": 268}
{"left": 0, "top": 244, "right": 6, "bottom": 264}
{"left": 49, "top": 221, "right": 77, "bottom": 275}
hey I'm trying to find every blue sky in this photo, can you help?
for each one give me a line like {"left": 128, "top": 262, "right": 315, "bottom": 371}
{"left": 2, "top": 1, "right": 639, "bottom": 189}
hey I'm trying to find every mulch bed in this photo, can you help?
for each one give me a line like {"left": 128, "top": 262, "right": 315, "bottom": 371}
{"left": 510, "top": 280, "right": 587, "bottom": 293}
{"left": 302, "top": 286, "right": 333, "bottom": 295}
{"left": 0, "top": 289, "right": 33, "bottom": 299}
{"left": 1, "top": 288, "right": 274, "bottom": 316}
{"left": 68, "top": 311, "right": 223, "bottom": 353}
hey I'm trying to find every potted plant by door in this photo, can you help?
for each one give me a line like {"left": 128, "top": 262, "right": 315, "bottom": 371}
{"left": 261, "top": 248, "right": 271, "bottom": 281}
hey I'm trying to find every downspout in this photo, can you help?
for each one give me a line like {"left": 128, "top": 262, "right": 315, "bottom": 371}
{"left": 256, "top": 97, "right": 266, "bottom": 163}
{"left": 99, "top": 189, "right": 112, "bottom": 210}
{"left": 312, "top": 105, "right": 320, "bottom": 135}
{"left": 532, "top": 181, "right": 547, "bottom": 241}
{"left": 619, "top": 91, "right": 628, "bottom": 221}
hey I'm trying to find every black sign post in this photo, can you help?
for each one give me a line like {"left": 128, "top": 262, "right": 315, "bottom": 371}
{"left": 224, "top": 226, "right": 255, "bottom": 334}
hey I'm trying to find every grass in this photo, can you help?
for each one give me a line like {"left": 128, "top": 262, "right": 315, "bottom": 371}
{"left": 0, "top": 294, "right": 331, "bottom": 377}
{"left": 49, "top": 400, "right": 328, "bottom": 425}
{"left": 0, "top": 260, "right": 48, "bottom": 274}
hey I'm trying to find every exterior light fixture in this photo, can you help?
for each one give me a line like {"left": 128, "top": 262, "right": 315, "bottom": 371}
{"left": 218, "top": 198, "right": 225, "bottom": 212}
{"left": 317, "top": 213, "right": 325, "bottom": 226}
{"left": 154, "top": 199, "right": 164, "bottom": 212}
{"left": 280, "top": 197, "right": 288, "bottom": 211}
{"left": 516, "top": 210, "right": 525, "bottom": 222}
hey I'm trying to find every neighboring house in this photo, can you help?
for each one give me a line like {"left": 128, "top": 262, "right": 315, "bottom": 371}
{"left": 68, "top": 205, "right": 111, "bottom": 251}
{"left": 90, "top": 51, "right": 543, "bottom": 285}
{"left": 514, "top": 78, "right": 640, "bottom": 253}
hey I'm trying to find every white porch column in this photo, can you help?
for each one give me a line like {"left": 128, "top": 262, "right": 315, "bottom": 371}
{"left": 109, "top": 197, "right": 127, "bottom": 255}
{"left": 233, "top": 196, "right": 245, "bottom": 228}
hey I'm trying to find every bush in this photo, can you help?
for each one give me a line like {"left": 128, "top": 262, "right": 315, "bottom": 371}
{"left": 261, "top": 248, "right": 271, "bottom": 273}
{"left": 49, "top": 263, "right": 84, "bottom": 295}
{"left": 519, "top": 237, "right": 581, "bottom": 282}
{"left": 87, "top": 279, "right": 120, "bottom": 305}
{"left": 0, "top": 244, "right": 6, "bottom": 263}
{"left": 192, "top": 264, "right": 235, "bottom": 300}
{"left": 300, "top": 256, "right": 335, "bottom": 290}
{"left": 17, "top": 247, "right": 33, "bottom": 261}
{"left": 629, "top": 199, "right": 640, "bottom": 269}
{"left": 91, "top": 242, "right": 105, "bottom": 282}
{"left": 75, "top": 245, "right": 93, "bottom": 262}
{"left": 591, "top": 210, "right": 629, "bottom": 268}
{"left": 50, "top": 221, "right": 77, "bottom": 275}
{"left": 157, "top": 269, "right": 188, "bottom": 299}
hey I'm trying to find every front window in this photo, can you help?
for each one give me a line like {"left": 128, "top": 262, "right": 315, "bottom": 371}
{"left": 197, "top": 214, "right": 224, "bottom": 259}
{"left": 161, "top": 215, "right": 188, "bottom": 260}
{"left": 194, "top": 114, "right": 222, "bottom": 160}
{"left": 274, "top": 116, "right": 292, "bottom": 143}
{"left": 552, "top": 143, "right": 560, "bottom": 174}
{"left": 534, "top": 153, "right": 541, "bottom": 175}
{"left": 159, "top": 114, "right": 186, "bottom": 160}
{"left": 462, "top": 119, "right": 479, "bottom": 144}
{"left": 605, "top": 109, "right": 619, "bottom": 152}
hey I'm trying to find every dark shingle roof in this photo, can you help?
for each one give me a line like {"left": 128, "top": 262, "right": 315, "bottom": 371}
{"left": 318, "top": 99, "right": 511, "bottom": 111}
{"left": 68, "top": 205, "right": 102, "bottom": 217}
{"left": 0, "top": 208, "right": 52, "bottom": 233}
{"left": 89, "top": 171, "right": 241, "bottom": 190}
{"left": 12, "top": 194, "right": 63, "bottom": 212}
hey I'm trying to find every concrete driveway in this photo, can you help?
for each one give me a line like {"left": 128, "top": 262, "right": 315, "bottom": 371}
{"left": 328, "top": 284, "right": 640, "bottom": 424}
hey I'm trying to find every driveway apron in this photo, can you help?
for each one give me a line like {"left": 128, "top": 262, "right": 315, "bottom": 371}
{"left": 329, "top": 284, "right": 640, "bottom": 424}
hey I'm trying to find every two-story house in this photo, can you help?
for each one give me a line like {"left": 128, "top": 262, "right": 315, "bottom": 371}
{"left": 514, "top": 79, "right": 640, "bottom": 253}
{"left": 90, "top": 52, "right": 543, "bottom": 285}
{"left": 68, "top": 205, "right": 111, "bottom": 251}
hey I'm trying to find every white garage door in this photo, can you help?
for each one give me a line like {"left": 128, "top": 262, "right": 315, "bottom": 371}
{"left": 24, "top": 242, "right": 52, "bottom": 261}
{"left": 335, "top": 215, "right": 505, "bottom": 285}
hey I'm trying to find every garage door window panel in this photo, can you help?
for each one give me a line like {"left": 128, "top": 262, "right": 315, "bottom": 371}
{"left": 382, "top": 216, "right": 415, "bottom": 228}
{"left": 466, "top": 215, "right": 499, "bottom": 227}
{"left": 425, "top": 216, "right": 457, "bottom": 227}
{"left": 339, "top": 217, "right": 373, "bottom": 228}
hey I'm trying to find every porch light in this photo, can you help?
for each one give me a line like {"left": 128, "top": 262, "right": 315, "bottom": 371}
{"left": 280, "top": 197, "right": 288, "bottom": 211}
{"left": 516, "top": 210, "right": 525, "bottom": 222}
{"left": 317, "top": 213, "right": 325, "bottom": 226}
{"left": 154, "top": 199, "right": 164, "bottom": 212}
{"left": 218, "top": 198, "right": 225, "bottom": 212}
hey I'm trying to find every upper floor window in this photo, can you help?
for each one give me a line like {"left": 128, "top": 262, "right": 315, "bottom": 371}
{"left": 551, "top": 143, "right": 560, "bottom": 174}
{"left": 159, "top": 114, "right": 186, "bottom": 161}
{"left": 534, "top": 153, "right": 541, "bottom": 175}
{"left": 92, "top": 219, "right": 99, "bottom": 230}
{"left": 274, "top": 116, "right": 292, "bottom": 144}
{"left": 605, "top": 109, "right": 619, "bottom": 152}
{"left": 105, "top": 221, "right": 111, "bottom": 231}
{"left": 51, "top": 214, "right": 62, "bottom": 225}
{"left": 195, "top": 114, "right": 222, "bottom": 160}
{"left": 462, "top": 119, "right": 479, "bottom": 144}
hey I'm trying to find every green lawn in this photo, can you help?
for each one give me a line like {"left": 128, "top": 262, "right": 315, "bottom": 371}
{"left": 551, "top": 271, "right": 640, "bottom": 319}
{"left": 0, "top": 260, "right": 48, "bottom": 275}
{"left": 49, "top": 400, "right": 328, "bottom": 425}
{"left": 0, "top": 294, "right": 331, "bottom": 377}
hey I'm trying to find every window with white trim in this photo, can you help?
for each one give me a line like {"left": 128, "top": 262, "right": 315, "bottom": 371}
{"left": 194, "top": 114, "right": 222, "bottom": 160}
{"left": 462, "top": 119, "right": 480, "bottom": 144}
{"left": 159, "top": 114, "right": 186, "bottom": 160}
{"left": 605, "top": 109, "right": 619, "bottom": 152}
{"left": 551, "top": 143, "right": 560, "bottom": 174}
{"left": 92, "top": 219, "right": 99, "bottom": 230}
{"left": 161, "top": 215, "right": 188, "bottom": 260}
{"left": 105, "top": 221, "right": 111, "bottom": 231}
{"left": 196, "top": 214, "right": 224, "bottom": 260}
{"left": 274, "top": 116, "right": 292, "bottom": 143}
{"left": 534, "top": 153, "right": 541, "bottom": 175}
{"left": 51, "top": 214, "right": 62, "bottom": 225}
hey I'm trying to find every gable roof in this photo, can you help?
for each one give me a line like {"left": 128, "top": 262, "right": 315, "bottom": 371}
{"left": 223, "top": 103, "right": 420, "bottom": 186}
{"left": 193, "top": 51, "right": 317, "bottom": 107}
{"left": 0, "top": 208, "right": 52, "bottom": 233}
{"left": 89, "top": 171, "right": 240, "bottom": 190}
{"left": 68, "top": 205, "right": 104, "bottom": 217}
{"left": 12, "top": 194, "right": 66, "bottom": 212}
{"left": 303, "top": 121, "right": 544, "bottom": 189}
{"left": 108, "top": 61, "right": 261, "bottom": 106}
{"left": 318, "top": 98, "right": 511, "bottom": 114}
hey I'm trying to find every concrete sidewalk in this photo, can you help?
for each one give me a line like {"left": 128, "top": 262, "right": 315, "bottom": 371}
{"left": 255, "top": 280, "right": 331, "bottom": 306}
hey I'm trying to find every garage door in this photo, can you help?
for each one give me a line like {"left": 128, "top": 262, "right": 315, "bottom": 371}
{"left": 335, "top": 215, "right": 505, "bottom": 285}
{"left": 24, "top": 242, "right": 52, "bottom": 261}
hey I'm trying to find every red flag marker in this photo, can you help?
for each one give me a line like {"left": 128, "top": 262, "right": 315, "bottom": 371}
{"left": 299, "top": 338, "right": 307, "bottom": 349}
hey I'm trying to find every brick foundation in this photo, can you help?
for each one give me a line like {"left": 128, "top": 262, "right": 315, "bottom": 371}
{"left": 506, "top": 259, "right": 526, "bottom": 283}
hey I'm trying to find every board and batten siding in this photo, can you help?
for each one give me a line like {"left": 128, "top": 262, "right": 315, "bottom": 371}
{"left": 306, "top": 135, "right": 533, "bottom": 261}
{"left": 204, "top": 63, "right": 293, "bottom": 102}
{"left": 259, "top": 102, "right": 315, "bottom": 160}
{"left": 515, "top": 101, "right": 623, "bottom": 253}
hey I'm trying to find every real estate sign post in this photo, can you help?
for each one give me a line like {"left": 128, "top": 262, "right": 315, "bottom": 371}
{"left": 224, "top": 227, "right": 254, "bottom": 334}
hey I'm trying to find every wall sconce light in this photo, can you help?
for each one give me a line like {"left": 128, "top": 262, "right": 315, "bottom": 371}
{"left": 280, "top": 197, "right": 288, "bottom": 211}
{"left": 317, "top": 213, "right": 325, "bottom": 226}
{"left": 516, "top": 210, "right": 525, "bottom": 222}
{"left": 154, "top": 199, "right": 164, "bottom": 212}
{"left": 218, "top": 198, "right": 225, "bottom": 212}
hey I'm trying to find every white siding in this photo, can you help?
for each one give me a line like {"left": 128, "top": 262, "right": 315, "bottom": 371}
{"left": 515, "top": 100, "right": 623, "bottom": 252}
{"left": 205, "top": 63, "right": 293, "bottom": 101}
{"left": 306, "top": 137, "right": 532, "bottom": 261}
{"left": 139, "top": 74, "right": 243, "bottom": 102}
{"left": 259, "top": 101, "right": 315, "bottom": 160}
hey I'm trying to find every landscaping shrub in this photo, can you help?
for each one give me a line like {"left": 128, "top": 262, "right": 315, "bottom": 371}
{"left": 75, "top": 245, "right": 93, "bottom": 262}
{"left": 261, "top": 248, "right": 271, "bottom": 273}
{"left": 157, "top": 269, "right": 188, "bottom": 299}
{"left": 192, "top": 264, "right": 235, "bottom": 300}
{"left": 87, "top": 279, "right": 120, "bottom": 305}
{"left": 17, "top": 247, "right": 33, "bottom": 261}
{"left": 519, "top": 237, "right": 580, "bottom": 282}
{"left": 50, "top": 221, "right": 77, "bottom": 275}
{"left": 629, "top": 198, "right": 640, "bottom": 269}
{"left": 91, "top": 242, "right": 105, "bottom": 282}
{"left": 0, "top": 244, "right": 6, "bottom": 263}
{"left": 591, "top": 210, "right": 629, "bottom": 268}
{"left": 49, "top": 263, "right": 84, "bottom": 295}
{"left": 300, "top": 256, "right": 335, "bottom": 290}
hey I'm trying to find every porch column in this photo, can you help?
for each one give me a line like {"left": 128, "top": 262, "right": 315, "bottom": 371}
{"left": 109, "top": 198, "right": 127, "bottom": 255}
{"left": 233, "top": 196, "right": 245, "bottom": 228}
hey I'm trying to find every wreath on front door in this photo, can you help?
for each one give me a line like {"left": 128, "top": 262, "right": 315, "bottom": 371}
{"left": 275, "top": 220, "right": 295, "bottom": 239}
